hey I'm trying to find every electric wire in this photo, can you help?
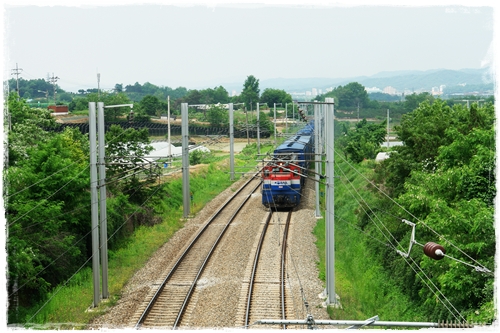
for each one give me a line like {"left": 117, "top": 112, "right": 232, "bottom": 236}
{"left": 25, "top": 176, "right": 165, "bottom": 324}
{"left": 331, "top": 145, "right": 471, "bottom": 322}
{"left": 12, "top": 158, "right": 162, "bottom": 304}
{"left": 334, "top": 164, "right": 467, "bottom": 322}
{"left": 7, "top": 163, "right": 91, "bottom": 227}
{"left": 334, "top": 147, "right": 492, "bottom": 273}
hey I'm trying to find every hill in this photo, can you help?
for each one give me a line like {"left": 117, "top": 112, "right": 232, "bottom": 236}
{"left": 221, "top": 67, "right": 494, "bottom": 95}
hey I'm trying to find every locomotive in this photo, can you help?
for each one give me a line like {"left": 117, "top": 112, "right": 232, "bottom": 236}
{"left": 261, "top": 121, "right": 315, "bottom": 208}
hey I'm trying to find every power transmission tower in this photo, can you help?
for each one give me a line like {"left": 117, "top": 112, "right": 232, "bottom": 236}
{"left": 48, "top": 73, "right": 60, "bottom": 105}
{"left": 11, "top": 63, "right": 23, "bottom": 100}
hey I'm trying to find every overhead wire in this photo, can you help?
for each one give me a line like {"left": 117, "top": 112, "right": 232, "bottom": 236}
{"left": 333, "top": 156, "right": 467, "bottom": 322}
{"left": 333, "top": 147, "right": 492, "bottom": 273}
{"left": 25, "top": 173, "right": 166, "bottom": 324}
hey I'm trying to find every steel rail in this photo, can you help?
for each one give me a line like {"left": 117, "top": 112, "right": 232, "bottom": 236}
{"left": 244, "top": 209, "right": 292, "bottom": 329}
{"left": 244, "top": 210, "right": 272, "bottom": 328}
{"left": 134, "top": 174, "right": 260, "bottom": 329}
{"left": 280, "top": 210, "right": 292, "bottom": 329}
{"left": 172, "top": 179, "right": 261, "bottom": 329}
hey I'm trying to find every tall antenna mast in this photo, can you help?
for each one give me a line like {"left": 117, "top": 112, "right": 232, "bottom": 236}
{"left": 97, "top": 73, "right": 101, "bottom": 101}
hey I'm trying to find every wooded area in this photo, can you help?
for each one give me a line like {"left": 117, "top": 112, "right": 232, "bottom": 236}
{"left": 3, "top": 76, "right": 496, "bottom": 325}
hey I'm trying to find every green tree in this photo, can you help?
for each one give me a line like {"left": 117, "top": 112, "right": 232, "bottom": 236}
{"left": 338, "top": 82, "right": 370, "bottom": 108}
{"left": 259, "top": 88, "right": 292, "bottom": 106}
{"left": 404, "top": 92, "right": 435, "bottom": 112}
{"left": 240, "top": 75, "right": 260, "bottom": 111}
{"left": 105, "top": 125, "right": 156, "bottom": 202}
{"left": 317, "top": 82, "right": 369, "bottom": 108}
{"left": 337, "top": 119, "right": 386, "bottom": 163}
{"left": 85, "top": 91, "right": 134, "bottom": 121}
{"left": 252, "top": 111, "right": 273, "bottom": 134}
{"left": 206, "top": 105, "right": 229, "bottom": 127}
{"left": 5, "top": 93, "right": 57, "bottom": 166}
{"left": 212, "top": 85, "right": 230, "bottom": 103}
{"left": 372, "top": 101, "right": 495, "bottom": 321}
{"left": 139, "top": 95, "right": 162, "bottom": 116}
{"left": 6, "top": 126, "right": 90, "bottom": 309}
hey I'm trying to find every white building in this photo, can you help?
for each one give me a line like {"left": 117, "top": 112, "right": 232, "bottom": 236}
{"left": 383, "top": 86, "right": 397, "bottom": 95}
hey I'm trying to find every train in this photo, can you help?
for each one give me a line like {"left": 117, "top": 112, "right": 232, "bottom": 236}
{"left": 261, "top": 120, "right": 315, "bottom": 208}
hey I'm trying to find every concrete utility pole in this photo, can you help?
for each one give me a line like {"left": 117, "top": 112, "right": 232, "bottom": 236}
{"left": 256, "top": 103, "right": 261, "bottom": 155}
{"left": 97, "top": 102, "right": 108, "bottom": 299}
{"left": 314, "top": 103, "right": 321, "bottom": 218}
{"left": 273, "top": 103, "right": 282, "bottom": 145}
{"left": 325, "top": 97, "right": 338, "bottom": 307}
{"left": 285, "top": 103, "right": 288, "bottom": 133}
{"left": 167, "top": 96, "right": 171, "bottom": 159}
{"left": 245, "top": 106, "right": 250, "bottom": 145}
{"left": 48, "top": 73, "right": 60, "bottom": 105}
{"left": 181, "top": 103, "right": 190, "bottom": 218}
{"left": 387, "top": 109, "right": 390, "bottom": 148}
{"left": 88, "top": 102, "right": 100, "bottom": 307}
{"left": 229, "top": 103, "right": 235, "bottom": 181}
{"left": 11, "top": 63, "right": 23, "bottom": 100}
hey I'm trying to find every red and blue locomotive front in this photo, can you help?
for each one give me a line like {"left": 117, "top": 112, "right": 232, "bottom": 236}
{"left": 262, "top": 135, "right": 313, "bottom": 208}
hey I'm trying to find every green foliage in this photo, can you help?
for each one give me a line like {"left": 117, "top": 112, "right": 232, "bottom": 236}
{"left": 7, "top": 78, "right": 55, "bottom": 103}
{"left": 5, "top": 93, "right": 59, "bottom": 166}
{"left": 316, "top": 160, "right": 425, "bottom": 322}
{"left": 206, "top": 105, "right": 229, "bottom": 127}
{"left": 240, "top": 75, "right": 260, "bottom": 110}
{"left": 138, "top": 95, "right": 163, "bottom": 116}
{"left": 189, "top": 149, "right": 207, "bottom": 165}
{"left": 371, "top": 100, "right": 495, "bottom": 323}
{"left": 252, "top": 111, "right": 273, "bottom": 134}
{"left": 403, "top": 92, "right": 435, "bottom": 112}
{"left": 317, "top": 82, "right": 370, "bottom": 108}
{"left": 104, "top": 125, "right": 156, "bottom": 200}
{"left": 259, "top": 88, "right": 292, "bottom": 106}
{"left": 337, "top": 119, "right": 387, "bottom": 163}
{"left": 6, "top": 127, "right": 90, "bottom": 309}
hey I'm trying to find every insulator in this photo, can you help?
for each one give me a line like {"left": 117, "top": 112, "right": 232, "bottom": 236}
{"left": 423, "top": 242, "right": 446, "bottom": 260}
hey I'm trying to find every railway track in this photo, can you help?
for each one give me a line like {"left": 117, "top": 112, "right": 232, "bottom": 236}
{"left": 236, "top": 209, "right": 297, "bottom": 329}
{"left": 131, "top": 175, "right": 262, "bottom": 329}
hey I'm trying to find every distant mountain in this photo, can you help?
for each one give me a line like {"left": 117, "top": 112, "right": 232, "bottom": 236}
{"left": 222, "top": 67, "right": 493, "bottom": 95}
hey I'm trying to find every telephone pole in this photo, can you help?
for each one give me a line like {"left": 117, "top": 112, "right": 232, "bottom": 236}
{"left": 11, "top": 63, "right": 23, "bottom": 100}
{"left": 48, "top": 73, "right": 60, "bottom": 105}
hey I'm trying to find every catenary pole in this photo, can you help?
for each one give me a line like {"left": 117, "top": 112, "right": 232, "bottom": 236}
{"left": 285, "top": 103, "right": 288, "bottom": 133}
{"left": 181, "top": 103, "right": 190, "bottom": 217}
{"left": 325, "top": 97, "right": 337, "bottom": 306}
{"left": 314, "top": 103, "right": 321, "bottom": 218}
{"left": 88, "top": 102, "right": 100, "bottom": 307}
{"left": 229, "top": 103, "right": 235, "bottom": 181}
{"left": 97, "top": 102, "right": 108, "bottom": 299}
{"left": 256, "top": 103, "right": 261, "bottom": 155}
{"left": 274, "top": 103, "right": 277, "bottom": 145}
{"left": 168, "top": 96, "right": 171, "bottom": 159}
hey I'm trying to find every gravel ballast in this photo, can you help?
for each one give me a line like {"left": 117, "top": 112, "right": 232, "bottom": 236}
{"left": 88, "top": 176, "right": 330, "bottom": 330}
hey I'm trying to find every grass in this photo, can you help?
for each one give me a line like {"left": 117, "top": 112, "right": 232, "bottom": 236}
{"left": 313, "top": 159, "right": 424, "bottom": 322}
{"left": 20, "top": 133, "right": 424, "bottom": 328}
{"left": 19, "top": 153, "right": 249, "bottom": 328}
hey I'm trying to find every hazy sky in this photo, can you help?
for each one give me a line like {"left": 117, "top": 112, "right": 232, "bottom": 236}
{"left": 2, "top": 0, "right": 497, "bottom": 93}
